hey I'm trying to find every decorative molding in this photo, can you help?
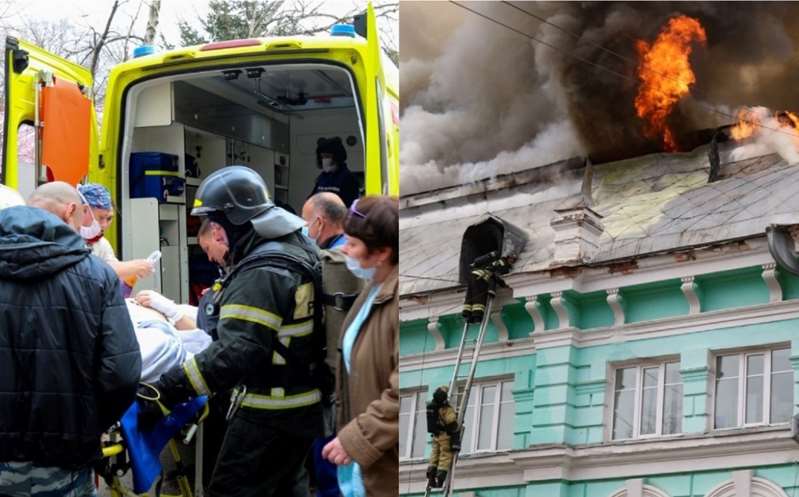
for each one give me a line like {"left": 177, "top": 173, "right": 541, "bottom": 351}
{"left": 732, "top": 469, "right": 753, "bottom": 497}
{"left": 524, "top": 296, "right": 545, "bottom": 335}
{"left": 400, "top": 337, "right": 536, "bottom": 372}
{"left": 401, "top": 299, "right": 799, "bottom": 370}
{"left": 680, "top": 276, "right": 701, "bottom": 314}
{"left": 625, "top": 479, "right": 643, "bottom": 497}
{"left": 401, "top": 239, "right": 776, "bottom": 322}
{"left": 705, "top": 474, "right": 790, "bottom": 497}
{"left": 551, "top": 291, "right": 577, "bottom": 329}
{"left": 606, "top": 288, "right": 626, "bottom": 327}
{"left": 762, "top": 263, "right": 783, "bottom": 303}
{"left": 426, "top": 317, "right": 445, "bottom": 351}
{"left": 398, "top": 428, "right": 797, "bottom": 494}
{"left": 491, "top": 311, "right": 509, "bottom": 342}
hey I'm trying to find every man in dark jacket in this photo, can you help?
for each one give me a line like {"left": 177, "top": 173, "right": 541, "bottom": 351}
{"left": 309, "top": 137, "right": 360, "bottom": 207}
{"left": 0, "top": 182, "right": 141, "bottom": 496}
{"left": 150, "top": 166, "right": 325, "bottom": 497}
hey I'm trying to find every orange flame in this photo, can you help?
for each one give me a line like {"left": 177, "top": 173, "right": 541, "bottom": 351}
{"left": 730, "top": 108, "right": 760, "bottom": 140}
{"left": 731, "top": 107, "right": 799, "bottom": 141}
{"left": 634, "top": 16, "right": 707, "bottom": 151}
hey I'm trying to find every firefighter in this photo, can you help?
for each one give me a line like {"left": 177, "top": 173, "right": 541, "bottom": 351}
{"left": 426, "top": 386, "right": 460, "bottom": 488}
{"left": 144, "top": 166, "right": 326, "bottom": 497}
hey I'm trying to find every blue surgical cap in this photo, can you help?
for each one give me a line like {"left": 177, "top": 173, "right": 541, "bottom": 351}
{"left": 78, "top": 183, "right": 113, "bottom": 210}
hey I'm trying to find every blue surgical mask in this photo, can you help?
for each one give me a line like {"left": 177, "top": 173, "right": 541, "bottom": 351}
{"left": 337, "top": 462, "right": 366, "bottom": 497}
{"left": 301, "top": 225, "right": 310, "bottom": 237}
{"left": 345, "top": 256, "right": 376, "bottom": 281}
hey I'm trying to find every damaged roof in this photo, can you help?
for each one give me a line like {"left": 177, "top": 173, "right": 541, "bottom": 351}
{"left": 399, "top": 143, "right": 797, "bottom": 297}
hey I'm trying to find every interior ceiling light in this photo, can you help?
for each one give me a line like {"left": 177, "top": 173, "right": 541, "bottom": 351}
{"left": 222, "top": 69, "right": 241, "bottom": 81}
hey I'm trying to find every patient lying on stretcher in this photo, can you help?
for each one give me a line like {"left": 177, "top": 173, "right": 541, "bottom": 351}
{"left": 126, "top": 291, "right": 212, "bottom": 383}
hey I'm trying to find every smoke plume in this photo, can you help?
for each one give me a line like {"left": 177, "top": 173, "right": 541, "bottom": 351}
{"left": 401, "top": 2, "right": 799, "bottom": 195}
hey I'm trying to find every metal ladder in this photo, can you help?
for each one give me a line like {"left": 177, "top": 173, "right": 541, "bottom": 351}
{"left": 423, "top": 283, "right": 496, "bottom": 497}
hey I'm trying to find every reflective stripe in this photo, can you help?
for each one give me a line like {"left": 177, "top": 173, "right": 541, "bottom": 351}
{"left": 221, "top": 304, "right": 282, "bottom": 331}
{"left": 241, "top": 389, "right": 321, "bottom": 410}
{"left": 272, "top": 337, "right": 291, "bottom": 365}
{"left": 183, "top": 357, "right": 211, "bottom": 396}
{"left": 278, "top": 320, "right": 313, "bottom": 338}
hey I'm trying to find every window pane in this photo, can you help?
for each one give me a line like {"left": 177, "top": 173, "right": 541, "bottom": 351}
{"left": 399, "top": 395, "right": 413, "bottom": 457}
{"left": 745, "top": 355, "right": 764, "bottom": 424}
{"left": 498, "top": 382, "right": 514, "bottom": 450}
{"left": 613, "top": 368, "right": 636, "bottom": 439}
{"left": 478, "top": 386, "right": 497, "bottom": 450}
{"left": 663, "top": 382, "right": 683, "bottom": 434}
{"left": 412, "top": 392, "right": 428, "bottom": 457}
{"left": 640, "top": 367, "right": 659, "bottom": 435}
{"left": 772, "top": 348, "right": 792, "bottom": 373}
{"left": 461, "top": 394, "right": 476, "bottom": 453}
{"left": 715, "top": 356, "right": 739, "bottom": 428}
{"left": 771, "top": 371, "right": 793, "bottom": 423}
{"left": 717, "top": 355, "right": 739, "bottom": 380}
{"left": 665, "top": 362, "right": 681, "bottom": 384}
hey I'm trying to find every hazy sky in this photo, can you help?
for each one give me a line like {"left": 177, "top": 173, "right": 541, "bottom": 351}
{"left": 5, "top": 0, "right": 395, "bottom": 48}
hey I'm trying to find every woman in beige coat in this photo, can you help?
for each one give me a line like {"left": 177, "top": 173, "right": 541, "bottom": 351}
{"left": 322, "top": 196, "right": 399, "bottom": 497}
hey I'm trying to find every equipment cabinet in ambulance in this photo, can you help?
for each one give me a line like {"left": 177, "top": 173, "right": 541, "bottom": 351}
{"left": 2, "top": 4, "right": 398, "bottom": 304}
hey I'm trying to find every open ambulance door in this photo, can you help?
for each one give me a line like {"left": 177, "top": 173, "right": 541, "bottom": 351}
{"left": 3, "top": 37, "right": 97, "bottom": 197}
{"left": 357, "top": 3, "right": 399, "bottom": 197}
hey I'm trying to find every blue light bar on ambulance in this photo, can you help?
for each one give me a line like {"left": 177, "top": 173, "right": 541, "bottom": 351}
{"left": 330, "top": 24, "right": 356, "bottom": 37}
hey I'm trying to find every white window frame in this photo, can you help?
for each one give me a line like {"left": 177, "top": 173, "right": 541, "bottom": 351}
{"left": 713, "top": 347, "right": 792, "bottom": 430}
{"left": 399, "top": 389, "right": 427, "bottom": 460}
{"left": 457, "top": 378, "right": 514, "bottom": 454}
{"left": 610, "top": 360, "right": 682, "bottom": 441}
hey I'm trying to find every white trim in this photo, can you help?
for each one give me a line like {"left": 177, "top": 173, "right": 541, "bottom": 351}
{"left": 491, "top": 312, "right": 509, "bottom": 343}
{"left": 524, "top": 296, "right": 545, "bottom": 335}
{"left": 550, "top": 291, "right": 573, "bottom": 329}
{"left": 607, "top": 288, "right": 626, "bottom": 327}
{"left": 400, "top": 238, "right": 776, "bottom": 322}
{"left": 398, "top": 428, "right": 799, "bottom": 494}
{"left": 400, "top": 337, "right": 535, "bottom": 372}
{"left": 609, "top": 482, "right": 670, "bottom": 497}
{"left": 762, "top": 263, "right": 783, "bottom": 303}
{"left": 705, "top": 474, "right": 790, "bottom": 497}
{"left": 427, "top": 317, "right": 445, "bottom": 351}
{"left": 680, "top": 276, "right": 701, "bottom": 315}
{"left": 401, "top": 299, "right": 799, "bottom": 371}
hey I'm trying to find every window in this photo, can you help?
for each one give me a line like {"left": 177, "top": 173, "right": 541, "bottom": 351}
{"left": 714, "top": 347, "right": 793, "bottom": 429}
{"left": 611, "top": 361, "right": 682, "bottom": 440}
{"left": 457, "top": 379, "right": 515, "bottom": 453}
{"left": 399, "top": 390, "right": 428, "bottom": 459}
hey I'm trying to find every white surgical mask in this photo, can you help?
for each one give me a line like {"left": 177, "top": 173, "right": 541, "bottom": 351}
{"left": 345, "top": 255, "right": 376, "bottom": 281}
{"left": 321, "top": 157, "right": 336, "bottom": 173}
{"left": 76, "top": 188, "right": 102, "bottom": 241}
{"left": 80, "top": 219, "right": 101, "bottom": 241}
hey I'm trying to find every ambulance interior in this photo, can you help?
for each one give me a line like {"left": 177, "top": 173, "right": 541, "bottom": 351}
{"left": 119, "top": 63, "right": 365, "bottom": 304}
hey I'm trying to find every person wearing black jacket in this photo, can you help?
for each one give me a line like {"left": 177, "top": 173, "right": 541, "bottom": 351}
{"left": 0, "top": 182, "right": 141, "bottom": 496}
{"left": 149, "top": 166, "right": 325, "bottom": 497}
{"left": 309, "top": 137, "right": 360, "bottom": 208}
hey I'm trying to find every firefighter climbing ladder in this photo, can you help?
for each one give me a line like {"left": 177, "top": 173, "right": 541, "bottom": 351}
{"left": 424, "top": 281, "right": 497, "bottom": 497}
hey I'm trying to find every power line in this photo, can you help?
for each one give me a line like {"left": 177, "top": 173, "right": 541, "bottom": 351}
{"left": 400, "top": 273, "right": 462, "bottom": 284}
{"left": 450, "top": 1, "right": 799, "bottom": 140}
{"left": 449, "top": 1, "right": 633, "bottom": 83}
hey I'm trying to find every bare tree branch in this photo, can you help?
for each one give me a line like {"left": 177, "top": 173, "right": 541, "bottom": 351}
{"left": 89, "top": 0, "right": 121, "bottom": 78}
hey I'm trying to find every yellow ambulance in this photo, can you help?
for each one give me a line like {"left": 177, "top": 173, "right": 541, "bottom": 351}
{"left": 1, "top": 4, "right": 398, "bottom": 303}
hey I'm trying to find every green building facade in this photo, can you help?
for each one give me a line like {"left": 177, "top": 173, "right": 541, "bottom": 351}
{"left": 399, "top": 151, "right": 799, "bottom": 497}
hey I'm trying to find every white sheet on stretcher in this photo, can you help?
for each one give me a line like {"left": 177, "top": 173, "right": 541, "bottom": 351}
{"left": 132, "top": 304, "right": 213, "bottom": 383}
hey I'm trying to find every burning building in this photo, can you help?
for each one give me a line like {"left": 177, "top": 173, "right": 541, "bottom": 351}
{"left": 399, "top": 3, "right": 799, "bottom": 497}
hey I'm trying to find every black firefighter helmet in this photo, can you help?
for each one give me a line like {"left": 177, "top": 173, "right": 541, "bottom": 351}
{"left": 191, "top": 165, "right": 304, "bottom": 238}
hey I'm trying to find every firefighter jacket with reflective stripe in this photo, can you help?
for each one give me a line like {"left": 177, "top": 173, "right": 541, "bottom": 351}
{"left": 156, "top": 230, "right": 323, "bottom": 434}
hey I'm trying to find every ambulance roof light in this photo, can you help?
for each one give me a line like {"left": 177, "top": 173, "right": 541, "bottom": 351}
{"left": 330, "top": 24, "right": 356, "bottom": 38}
{"left": 133, "top": 45, "right": 155, "bottom": 58}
